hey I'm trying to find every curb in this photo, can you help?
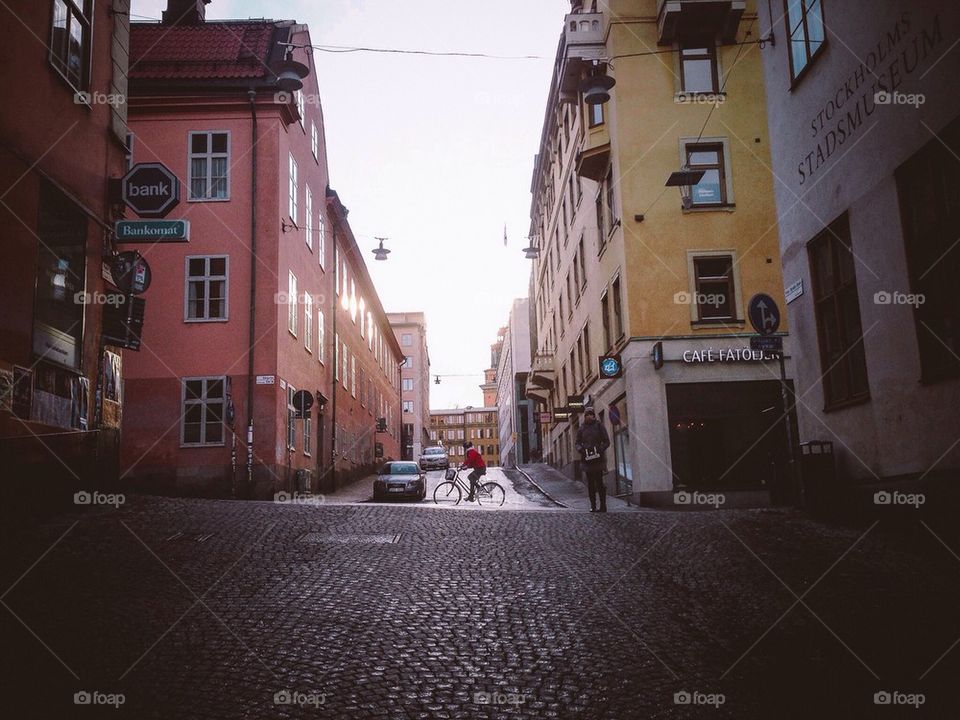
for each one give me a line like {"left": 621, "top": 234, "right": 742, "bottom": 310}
{"left": 513, "top": 466, "right": 569, "bottom": 509}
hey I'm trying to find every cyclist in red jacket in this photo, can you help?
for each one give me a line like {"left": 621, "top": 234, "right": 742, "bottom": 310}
{"left": 459, "top": 441, "right": 487, "bottom": 501}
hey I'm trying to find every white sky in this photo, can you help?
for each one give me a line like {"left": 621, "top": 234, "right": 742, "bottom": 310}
{"left": 132, "top": 0, "right": 569, "bottom": 409}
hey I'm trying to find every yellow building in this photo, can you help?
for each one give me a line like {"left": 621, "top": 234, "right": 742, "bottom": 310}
{"left": 525, "top": 0, "right": 793, "bottom": 506}
{"left": 428, "top": 408, "right": 500, "bottom": 467}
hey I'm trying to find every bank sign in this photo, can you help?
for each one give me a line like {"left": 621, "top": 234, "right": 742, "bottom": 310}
{"left": 121, "top": 163, "right": 180, "bottom": 218}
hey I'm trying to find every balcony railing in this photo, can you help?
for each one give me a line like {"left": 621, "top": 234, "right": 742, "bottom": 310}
{"left": 559, "top": 11, "right": 609, "bottom": 102}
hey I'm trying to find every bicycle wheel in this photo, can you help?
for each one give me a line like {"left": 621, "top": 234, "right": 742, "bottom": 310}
{"left": 477, "top": 482, "right": 505, "bottom": 507}
{"left": 433, "top": 481, "right": 462, "bottom": 505}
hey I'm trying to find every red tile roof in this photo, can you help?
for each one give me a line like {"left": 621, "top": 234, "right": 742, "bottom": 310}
{"left": 130, "top": 21, "right": 279, "bottom": 80}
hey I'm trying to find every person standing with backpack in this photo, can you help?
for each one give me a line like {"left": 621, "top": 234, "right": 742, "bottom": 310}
{"left": 459, "top": 441, "right": 486, "bottom": 502}
{"left": 576, "top": 407, "right": 611, "bottom": 512}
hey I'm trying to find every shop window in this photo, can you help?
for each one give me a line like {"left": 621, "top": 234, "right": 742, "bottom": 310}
{"left": 33, "top": 183, "right": 86, "bottom": 370}
{"left": 785, "top": 0, "right": 826, "bottom": 82}
{"left": 50, "top": 0, "right": 91, "bottom": 90}
{"left": 895, "top": 117, "right": 960, "bottom": 383}
{"left": 188, "top": 132, "right": 229, "bottom": 200}
{"left": 808, "top": 213, "right": 870, "bottom": 408}
{"left": 182, "top": 377, "right": 225, "bottom": 446}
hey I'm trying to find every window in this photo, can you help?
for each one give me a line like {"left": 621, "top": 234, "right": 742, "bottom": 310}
{"left": 679, "top": 42, "right": 718, "bottom": 93}
{"left": 808, "top": 214, "right": 870, "bottom": 408}
{"left": 182, "top": 377, "right": 225, "bottom": 446}
{"left": 578, "top": 236, "right": 587, "bottom": 290}
{"left": 287, "top": 385, "right": 297, "bottom": 450}
{"left": 359, "top": 298, "right": 366, "bottom": 338}
{"left": 605, "top": 166, "right": 616, "bottom": 230}
{"left": 487, "top": 445, "right": 494, "bottom": 456}
{"left": 588, "top": 101, "right": 604, "bottom": 128}
{"left": 303, "top": 292, "right": 313, "bottom": 351}
{"left": 785, "top": 0, "right": 825, "bottom": 82}
{"left": 185, "top": 256, "right": 228, "bottom": 321}
{"left": 335, "top": 245, "right": 340, "bottom": 294}
{"left": 404, "top": 356, "right": 413, "bottom": 368}
{"left": 350, "top": 279, "right": 357, "bottom": 322}
{"left": 693, "top": 256, "right": 735, "bottom": 320}
{"left": 367, "top": 313, "right": 374, "bottom": 349}
{"left": 402, "top": 378, "right": 414, "bottom": 391}
{"left": 342, "top": 342, "right": 349, "bottom": 388}
{"left": 566, "top": 272, "right": 574, "bottom": 319}
{"left": 401, "top": 333, "right": 412, "bottom": 346}
{"left": 288, "top": 153, "right": 299, "bottom": 221}
{"left": 334, "top": 333, "right": 340, "bottom": 379}
{"left": 188, "top": 132, "right": 229, "bottom": 200}
{"left": 403, "top": 400, "right": 414, "bottom": 414}
{"left": 612, "top": 276, "right": 624, "bottom": 339}
{"left": 304, "top": 413, "right": 312, "bottom": 456}
{"left": 595, "top": 187, "right": 606, "bottom": 249}
{"left": 601, "top": 292, "right": 612, "bottom": 350}
{"left": 896, "top": 118, "right": 960, "bottom": 382}
{"left": 50, "top": 0, "right": 91, "bottom": 90}
{"left": 318, "top": 309, "right": 325, "bottom": 363}
{"left": 311, "top": 122, "right": 319, "bottom": 161}
{"left": 305, "top": 186, "right": 313, "bottom": 250}
{"left": 317, "top": 211, "right": 326, "bottom": 268}
{"left": 295, "top": 90, "right": 305, "bottom": 123}
{"left": 685, "top": 143, "right": 727, "bottom": 207}
{"left": 351, "top": 354, "right": 357, "bottom": 397}
{"left": 287, "top": 272, "right": 297, "bottom": 336}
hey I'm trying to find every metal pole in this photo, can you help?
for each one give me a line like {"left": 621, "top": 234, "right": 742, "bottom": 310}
{"left": 779, "top": 350, "right": 801, "bottom": 506}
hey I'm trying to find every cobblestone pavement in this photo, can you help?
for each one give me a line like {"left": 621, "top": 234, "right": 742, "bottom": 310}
{"left": 2, "top": 496, "right": 960, "bottom": 718}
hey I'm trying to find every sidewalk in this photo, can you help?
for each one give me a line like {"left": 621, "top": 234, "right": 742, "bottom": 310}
{"left": 517, "top": 463, "right": 640, "bottom": 512}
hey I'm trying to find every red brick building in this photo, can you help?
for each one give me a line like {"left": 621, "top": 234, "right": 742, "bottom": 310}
{"left": 0, "top": 0, "right": 131, "bottom": 503}
{"left": 118, "top": 1, "right": 400, "bottom": 498}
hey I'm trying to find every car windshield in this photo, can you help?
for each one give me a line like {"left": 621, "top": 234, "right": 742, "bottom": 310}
{"left": 382, "top": 462, "right": 419, "bottom": 475}
{"left": 423, "top": 448, "right": 444, "bottom": 456}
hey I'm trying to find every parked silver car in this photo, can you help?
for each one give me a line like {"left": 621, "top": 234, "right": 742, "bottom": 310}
{"left": 418, "top": 446, "right": 450, "bottom": 470}
{"left": 373, "top": 461, "right": 426, "bottom": 501}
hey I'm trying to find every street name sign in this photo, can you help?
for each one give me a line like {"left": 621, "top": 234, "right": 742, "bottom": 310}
{"left": 750, "top": 335, "right": 784, "bottom": 353}
{"left": 121, "top": 162, "right": 180, "bottom": 217}
{"left": 116, "top": 219, "right": 190, "bottom": 242}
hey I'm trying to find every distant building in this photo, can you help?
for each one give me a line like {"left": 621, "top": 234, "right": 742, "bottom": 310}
{"left": 389, "top": 312, "right": 431, "bottom": 460}
{"left": 118, "top": 1, "right": 402, "bottom": 498}
{"left": 429, "top": 408, "right": 499, "bottom": 467}
{"left": 480, "top": 330, "right": 505, "bottom": 407}
{"left": 495, "top": 299, "right": 541, "bottom": 467}
{"left": 0, "top": 0, "right": 131, "bottom": 497}
{"left": 756, "top": 0, "right": 960, "bottom": 485}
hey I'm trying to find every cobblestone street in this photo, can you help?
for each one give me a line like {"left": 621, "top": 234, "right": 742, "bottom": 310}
{"left": 3, "top": 486, "right": 960, "bottom": 719}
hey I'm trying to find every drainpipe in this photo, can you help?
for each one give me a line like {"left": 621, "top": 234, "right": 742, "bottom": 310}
{"left": 245, "top": 88, "right": 258, "bottom": 496}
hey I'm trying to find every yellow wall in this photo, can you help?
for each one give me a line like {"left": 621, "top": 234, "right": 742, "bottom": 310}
{"left": 603, "top": 0, "right": 787, "bottom": 338}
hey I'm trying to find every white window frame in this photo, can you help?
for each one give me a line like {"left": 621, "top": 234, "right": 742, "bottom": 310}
{"left": 287, "top": 385, "right": 297, "bottom": 450}
{"left": 351, "top": 354, "right": 357, "bottom": 397}
{"left": 403, "top": 400, "right": 414, "bottom": 414}
{"left": 305, "top": 185, "right": 313, "bottom": 250}
{"left": 402, "top": 378, "right": 413, "bottom": 392}
{"left": 401, "top": 333, "right": 412, "bottom": 347}
{"left": 180, "top": 376, "right": 227, "bottom": 447}
{"left": 359, "top": 298, "right": 366, "bottom": 338}
{"left": 318, "top": 309, "right": 325, "bottom": 364}
{"left": 311, "top": 122, "right": 319, "bottom": 161}
{"left": 288, "top": 271, "right": 298, "bottom": 336}
{"left": 184, "top": 255, "right": 229, "bottom": 322}
{"left": 288, "top": 152, "right": 299, "bottom": 223}
{"left": 685, "top": 249, "right": 744, "bottom": 323}
{"left": 318, "top": 210, "right": 326, "bottom": 268}
{"left": 187, "top": 131, "right": 231, "bottom": 201}
{"left": 304, "top": 292, "right": 313, "bottom": 351}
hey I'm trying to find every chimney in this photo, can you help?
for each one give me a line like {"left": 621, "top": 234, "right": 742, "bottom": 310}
{"left": 162, "top": 0, "right": 210, "bottom": 25}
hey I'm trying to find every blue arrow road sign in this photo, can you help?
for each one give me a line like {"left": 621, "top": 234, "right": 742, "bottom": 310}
{"left": 748, "top": 293, "right": 781, "bottom": 336}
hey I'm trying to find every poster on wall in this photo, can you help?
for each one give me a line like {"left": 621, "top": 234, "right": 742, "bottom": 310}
{"left": 73, "top": 376, "right": 90, "bottom": 431}
{"left": 102, "top": 350, "right": 122, "bottom": 429}
{"left": 31, "top": 364, "right": 73, "bottom": 428}
{"left": 12, "top": 366, "right": 33, "bottom": 419}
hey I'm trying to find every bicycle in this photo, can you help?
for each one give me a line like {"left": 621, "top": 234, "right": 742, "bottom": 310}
{"left": 432, "top": 467, "right": 505, "bottom": 507}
